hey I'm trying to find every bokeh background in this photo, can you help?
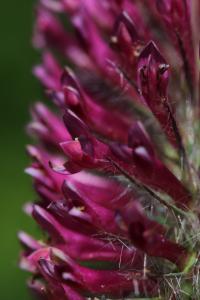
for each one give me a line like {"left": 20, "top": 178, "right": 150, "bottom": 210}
{"left": 0, "top": 2, "right": 41, "bottom": 299}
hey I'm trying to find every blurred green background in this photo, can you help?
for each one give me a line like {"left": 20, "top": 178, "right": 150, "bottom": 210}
{"left": 0, "top": 2, "right": 41, "bottom": 299}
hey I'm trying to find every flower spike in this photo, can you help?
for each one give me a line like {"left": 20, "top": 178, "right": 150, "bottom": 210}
{"left": 20, "top": 0, "right": 200, "bottom": 299}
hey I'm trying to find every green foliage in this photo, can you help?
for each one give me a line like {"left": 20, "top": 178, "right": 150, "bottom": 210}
{"left": 0, "top": 2, "right": 40, "bottom": 299}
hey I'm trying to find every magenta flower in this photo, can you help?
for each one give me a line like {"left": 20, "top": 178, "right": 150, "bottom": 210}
{"left": 19, "top": 0, "right": 200, "bottom": 299}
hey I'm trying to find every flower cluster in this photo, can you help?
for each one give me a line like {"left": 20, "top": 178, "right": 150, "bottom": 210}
{"left": 19, "top": 0, "right": 200, "bottom": 299}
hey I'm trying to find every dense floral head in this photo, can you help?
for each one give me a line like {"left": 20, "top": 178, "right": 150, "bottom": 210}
{"left": 20, "top": 0, "right": 200, "bottom": 299}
